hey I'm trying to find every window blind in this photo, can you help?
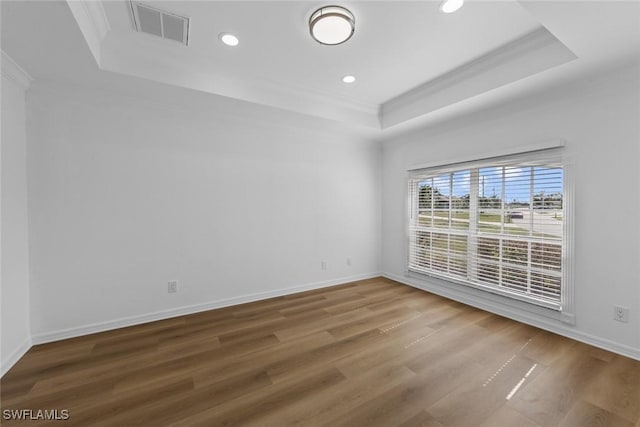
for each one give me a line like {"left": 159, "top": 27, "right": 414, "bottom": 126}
{"left": 408, "top": 148, "right": 565, "bottom": 309}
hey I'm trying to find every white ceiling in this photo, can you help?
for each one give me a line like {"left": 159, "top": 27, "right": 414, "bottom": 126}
{"left": 69, "top": 0, "right": 580, "bottom": 128}
{"left": 102, "top": 0, "right": 541, "bottom": 105}
{"left": 2, "top": 1, "right": 639, "bottom": 134}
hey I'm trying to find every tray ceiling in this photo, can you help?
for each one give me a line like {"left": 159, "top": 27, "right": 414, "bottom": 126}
{"left": 68, "top": 0, "right": 576, "bottom": 129}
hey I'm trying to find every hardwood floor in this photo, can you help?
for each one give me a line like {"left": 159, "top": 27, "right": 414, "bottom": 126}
{"left": 2, "top": 277, "right": 639, "bottom": 426}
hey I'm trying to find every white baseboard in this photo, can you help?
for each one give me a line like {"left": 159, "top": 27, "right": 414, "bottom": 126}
{"left": 1, "top": 336, "right": 32, "bottom": 377}
{"left": 384, "top": 272, "right": 640, "bottom": 361}
{"left": 11, "top": 271, "right": 638, "bottom": 375}
{"left": 31, "top": 272, "right": 382, "bottom": 345}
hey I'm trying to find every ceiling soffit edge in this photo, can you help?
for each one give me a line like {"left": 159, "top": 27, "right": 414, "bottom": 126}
{"left": 1, "top": 50, "right": 33, "bottom": 89}
{"left": 381, "top": 27, "right": 578, "bottom": 129}
{"left": 66, "top": 0, "right": 110, "bottom": 65}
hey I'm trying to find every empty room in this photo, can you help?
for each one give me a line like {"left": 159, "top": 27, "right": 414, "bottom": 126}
{"left": 1, "top": 0, "right": 639, "bottom": 425}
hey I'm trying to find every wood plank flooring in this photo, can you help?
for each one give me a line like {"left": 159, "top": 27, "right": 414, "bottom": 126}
{"left": 1, "top": 277, "right": 639, "bottom": 426}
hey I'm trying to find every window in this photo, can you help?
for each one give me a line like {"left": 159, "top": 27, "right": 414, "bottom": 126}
{"left": 408, "top": 148, "right": 570, "bottom": 312}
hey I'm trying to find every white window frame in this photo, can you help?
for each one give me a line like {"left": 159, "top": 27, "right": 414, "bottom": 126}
{"left": 406, "top": 143, "right": 574, "bottom": 324}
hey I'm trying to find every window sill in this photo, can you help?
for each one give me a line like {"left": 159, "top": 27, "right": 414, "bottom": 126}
{"left": 408, "top": 267, "right": 561, "bottom": 311}
{"left": 403, "top": 270, "right": 573, "bottom": 325}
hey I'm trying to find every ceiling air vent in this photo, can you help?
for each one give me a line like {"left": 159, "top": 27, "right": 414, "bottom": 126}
{"left": 130, "top": 1, "right": 189, "bottom": 45}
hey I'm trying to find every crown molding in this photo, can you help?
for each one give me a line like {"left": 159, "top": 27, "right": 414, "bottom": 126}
{"left": 381, "top": 27, "right": 578, "bottom": 129}
{"left": 253, "top": 76, "right": 380, "bottom": 127}
{"left": 98, "top": 35, "right": 381, "bottom": 129}
{"left": 66, "top": 0, "right": 110, "bottom": 65}
{"left": 1, "top": 51, "right": 33, "bottom": 89}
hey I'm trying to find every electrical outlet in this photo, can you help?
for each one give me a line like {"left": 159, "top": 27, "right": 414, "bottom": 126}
{"left": 168, "top": 280, "right": 178, "bottom": 293}
{"left": 614, "top": 305, "right": 629, "bottom": 323}
{"left": 346, "top": 257, "right": 352, "bottom": 266}
{"left": 321, "top": 261, "right": 327, "bottom": 270}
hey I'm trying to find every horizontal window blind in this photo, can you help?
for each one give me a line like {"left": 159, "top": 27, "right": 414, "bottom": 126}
{"left": 408, "top": 149, "right": 565, "bottom": 309}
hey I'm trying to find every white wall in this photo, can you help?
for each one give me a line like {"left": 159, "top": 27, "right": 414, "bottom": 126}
{"left": 381, "top": 63, "right": 640, "bottom": 358}
{"left": 12, "top": 55, "right": 640, "bottom": 364}
{"left": 27, "top": 82, "right": 381, "bottom": 342}
{"left": 1, "top": 69, "right": 31, "bottom": 375}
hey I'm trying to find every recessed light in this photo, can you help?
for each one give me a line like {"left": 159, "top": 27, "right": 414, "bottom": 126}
{"left": 219, "top": 33, "right": 239, "bottom": 46}
{"left": 342, "top": 75, "right": 356, "bottom": 83}
{"left": 440, "top": 0, "right": 464, "bottom": 13}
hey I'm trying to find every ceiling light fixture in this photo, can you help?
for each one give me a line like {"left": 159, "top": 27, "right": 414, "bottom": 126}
{"left": 219, "top": 33, "right": 239, "bottom": 46}
{"left": 309, "top": 6, "right": 355, "bottom": 45}
{"left": 440, "top": 0, "right": 464, "bottom": 13}
{"left": 342, "top": 75, "right": 356, "bottom": 83}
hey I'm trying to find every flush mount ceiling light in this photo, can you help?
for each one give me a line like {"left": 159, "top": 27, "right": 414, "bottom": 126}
{"left": 219, "top": 33, "right": 239, "bottom": 46}
{"left": 309, "top": 6, "right": 355, "bottom": 45}
{"left": 440, "top": 0, "right": 464, "bottom": 13}
{"left": 342, "top": 75, "right": 356, "bottom": 83}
